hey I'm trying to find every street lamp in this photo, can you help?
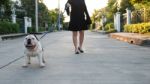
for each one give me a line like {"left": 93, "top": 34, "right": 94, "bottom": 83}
{"left": 58, "top": 0, "right": 61, "bottom": 30}
{"left": 35, "top": 0, "right": 39, "bottom": 32}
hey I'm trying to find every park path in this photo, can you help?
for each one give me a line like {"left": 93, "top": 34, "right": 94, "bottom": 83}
{"left": 0, "top": 31, "right": 150, "bottom": 84}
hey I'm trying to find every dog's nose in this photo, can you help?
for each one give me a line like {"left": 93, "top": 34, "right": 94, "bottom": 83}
{"left": 27, "top": 39, "right": 31, "bottom": 44}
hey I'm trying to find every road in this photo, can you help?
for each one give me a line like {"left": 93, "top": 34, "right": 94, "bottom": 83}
{"left": 0, "top": 31, "right": 150, "bottom": 84}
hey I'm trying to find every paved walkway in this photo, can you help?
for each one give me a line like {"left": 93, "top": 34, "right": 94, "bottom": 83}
{"left": 0, "top": 31, "right": 150, "bottom": 84}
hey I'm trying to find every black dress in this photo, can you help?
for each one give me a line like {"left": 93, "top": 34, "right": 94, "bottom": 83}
{"left": 65, "top": 0, "right": 91, "bottom": 31}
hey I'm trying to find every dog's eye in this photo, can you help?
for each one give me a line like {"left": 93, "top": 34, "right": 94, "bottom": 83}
{"left": 32, "top": 38, "right": 35, "bottom": 40}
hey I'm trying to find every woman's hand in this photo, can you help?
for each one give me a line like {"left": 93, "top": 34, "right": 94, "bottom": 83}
{"left": 66, "top": 3, "right": 71, "bottom": 8}
{"left": 65, "top": 3, "right": 71, "bottom": 16}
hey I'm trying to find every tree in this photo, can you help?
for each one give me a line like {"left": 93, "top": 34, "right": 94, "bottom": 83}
{"left": 130, "top": 0, "right": 150, "bottom": 22}
{"left": 48, "top": 8, "right": 64, "bottom": 30}
{"left": 38, "top": 2, "right": 50, "bottom": 28}
{"left": 91, "top": 9, "right": 100, "bottom": 29}
{"left": 0, "top": 0, "right": 11, "bottom": 19}
{"left": 130, "top": 0, "right": 150, "bottom": 5}
{"left": 20, "top": 0, "right": 52, "bottom": 31}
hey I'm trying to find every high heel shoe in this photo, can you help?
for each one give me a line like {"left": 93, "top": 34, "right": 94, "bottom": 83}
{"left": 75, "top": 51, "right": 80, "bottom": 54}
{"left": 78, "top": 47, "right": 84, "bottom": 53}
{"left": 75, "top": 49, "right": 80, "bottom": 54}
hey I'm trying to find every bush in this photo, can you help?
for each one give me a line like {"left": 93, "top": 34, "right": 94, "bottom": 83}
{"left": 28, "top": 27, "right": 46, "bottom": 33}
{"left": 39, "top": 27, "right": 46, "bottom": 32}
{"left": 27, "top": 27, "right": 36, "bottom": 33}
{"left": 0, "top": 21, "right": 20, "bottom": 34}
{"left": 105, "top": 23, "right": 117, "bottom": 33}
{"left": 124, "top": 23, "right": 150, "bottom": 34}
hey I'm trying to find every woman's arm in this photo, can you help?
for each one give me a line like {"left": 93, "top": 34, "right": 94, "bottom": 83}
{"left": 65, "top": 0, "right": 71, "bottom": 16}
{"left": 83, "top": 0, "right": 92, "bottom": 24}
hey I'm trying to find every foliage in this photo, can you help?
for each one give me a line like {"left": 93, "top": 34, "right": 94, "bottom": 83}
{"left": 63, "top": 22, "right": 69, "bottom": 30}
{"left": 119, "top": 0, "right": 133, "bottom": 12}
{"left": 19, "top": 0, "right": 64, "bottom": 32}
{"left": 27, "top": 27, "right": 46, "bottom": 33}
{"left": 105, "top": 22, "right": 117, "bottom": 33}
{"left": 131, "top": 4, "right": 150, "bottom": 23}
{"left": 107, "top": 0, "right": 133, "bottom": 13}
{"left": 124, "top": 23, "right": 150, "bottom": 34}
{"left": 0, "top": 21, "right": 20, "bottom": 34}
{"left": 91, "top": 9, "right": 100, "bottom": 29}
{"left": 38, "top": 2, "right": 51, "bottom": 27}
{"left": 129, "top": 0, "right": 150, "bottom": 23}
{"left": 90, "top": 0, "right": 134, "bottom": 30}
{"left": 91, "top": 9, "right": 100, "bottom": 22}
{"left": 48, "top": 9, "right": 59, "bottom": 25}
{"left": 0, "top": 0, "right": 11, "bottom": 19}
{"left": 20, "top": 0, "right": 49, "bottom": 31}
{"left": 130, "top": 0, "right": 150, "bottom": 6}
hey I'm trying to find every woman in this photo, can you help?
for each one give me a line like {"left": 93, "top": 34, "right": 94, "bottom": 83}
{"left": 65, "top": 0, "right": 91, "bottom": 54}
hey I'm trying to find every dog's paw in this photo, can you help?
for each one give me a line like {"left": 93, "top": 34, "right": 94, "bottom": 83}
{"left": 40, "top": 64, "right": 45, "bottom": 68}
{"left": 22, "top": 64, "right": 28, "bottom": 68}
{"left": 22, "top": 65, "right": 28, "bottom": 68}
{"left": 28, "top": 62, "right": 31, "bottom": 64}
{"left": 40, "top": 65, "right": 45, "bottom": 68}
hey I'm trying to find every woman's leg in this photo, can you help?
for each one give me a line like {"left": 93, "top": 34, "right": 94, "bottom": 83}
{"left": 72, "top": 31, "right": 78, "bottom": 52}
{"left": 79, "top": 30, "right": 84, "bottom": 49}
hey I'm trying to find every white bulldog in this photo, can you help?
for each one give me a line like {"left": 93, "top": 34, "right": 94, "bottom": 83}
{"left": 23, "top": 34, "right": 45, "bottom": 68}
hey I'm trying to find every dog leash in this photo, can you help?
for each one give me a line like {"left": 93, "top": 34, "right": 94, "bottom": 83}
{"left": 0, "top": 56, "right": 24, "bottom": 69}
{"left": 39, "top": 31, "right": 50, "bottom": 40}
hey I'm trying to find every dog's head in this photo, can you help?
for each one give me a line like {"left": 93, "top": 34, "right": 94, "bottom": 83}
{"left": 24, "top": 35, "right": 38, "bottom": 50}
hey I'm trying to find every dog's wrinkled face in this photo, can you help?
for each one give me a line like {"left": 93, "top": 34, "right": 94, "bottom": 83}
{"left": 24, "top": 35, "right": 38, "bottom": 49}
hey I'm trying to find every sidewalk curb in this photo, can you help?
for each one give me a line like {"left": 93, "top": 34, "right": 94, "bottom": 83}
{"left": 109, "top": 33, "right": 150, "bottom": 46}
{"left": 0, "top": 32, "right": 45, "bottom": 41}
{"left": 0, "top": 33, "right": 27, "bottom": 41}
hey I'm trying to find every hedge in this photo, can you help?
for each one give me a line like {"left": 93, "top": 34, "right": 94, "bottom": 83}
{"left": 0, "top": 21, "right": 20, "bottom": 34}
{"left": 124, "top": 23, "right": 150, "bottom": 34}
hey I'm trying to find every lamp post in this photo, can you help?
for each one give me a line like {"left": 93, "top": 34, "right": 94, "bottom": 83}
{"left": 35, "top": 0, "right": 39, "bottom": 32}
{"left": 58, "top": 0, "right": 61, "bottom": 30}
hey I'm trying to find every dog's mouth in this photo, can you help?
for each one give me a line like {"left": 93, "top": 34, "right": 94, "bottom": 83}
{"left": 25, "top": 44, "right": 36, "bottom": 49}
